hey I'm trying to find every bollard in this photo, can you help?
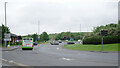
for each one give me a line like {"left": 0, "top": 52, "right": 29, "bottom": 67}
{"left": 7, "top": 45, "right": 10, "bottom": 49}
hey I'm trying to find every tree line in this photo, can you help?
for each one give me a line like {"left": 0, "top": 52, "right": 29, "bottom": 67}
{"left": 22, "top": 32, "right": 49, "bottom": 42}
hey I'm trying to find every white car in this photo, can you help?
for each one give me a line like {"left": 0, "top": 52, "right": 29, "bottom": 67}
{"left": 78, "top": 40, "right": 82, "bottom": 43}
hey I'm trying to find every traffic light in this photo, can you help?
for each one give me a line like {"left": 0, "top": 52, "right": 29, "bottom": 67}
{"left": 100, "top": 29, "right": 108, "bottom": 36}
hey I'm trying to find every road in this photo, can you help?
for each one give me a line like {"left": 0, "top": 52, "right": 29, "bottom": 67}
{"left": 2, "top": 42, "right": 118, "bottom": 66}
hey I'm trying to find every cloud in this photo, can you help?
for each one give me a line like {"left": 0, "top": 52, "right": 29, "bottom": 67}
{"left": 0, "top": 0, "right": 118, "bottom": 35}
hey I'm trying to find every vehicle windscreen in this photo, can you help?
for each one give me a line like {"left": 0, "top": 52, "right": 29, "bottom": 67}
{"left": 23, "top": 38, "right": 33, "bottom": 47}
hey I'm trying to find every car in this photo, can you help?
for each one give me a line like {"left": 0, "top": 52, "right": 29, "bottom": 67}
{"left": 58, "top": 40, "right": 62, "bottom": 43}
{"left": 78, "top": 40, "right": 82, "bottom": 44}
{"left": 33, "top": 42, "right": 38, "bottom": 46}
{"left": 65, "top": 40, "right": 68, "bottom": 42}
{"left": 67, "top": 41, "right": 75, "bottom": 44}
{"left": 50, "top": 41, "right": 59, "bottom": 45}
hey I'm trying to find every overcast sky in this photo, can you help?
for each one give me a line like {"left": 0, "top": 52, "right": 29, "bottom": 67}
{"left": 0, "top": 0, "right": 119, "bottom": 36}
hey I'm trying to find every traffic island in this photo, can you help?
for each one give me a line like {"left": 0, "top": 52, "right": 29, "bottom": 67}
{"left": 64, "top": 44, "right": 119, "bottom": 53}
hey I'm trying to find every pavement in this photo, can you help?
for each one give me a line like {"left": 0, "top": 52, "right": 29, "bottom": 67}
{"left": 0, "top": 46, "right": 19, "bottom": 51}
{"left": 1, "top": 42, "right": 118, "bottom": 66}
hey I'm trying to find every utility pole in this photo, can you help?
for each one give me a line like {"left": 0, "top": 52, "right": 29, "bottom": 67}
{"left": 4, "top": 2, "right": 7, "bottom": 47}
{"left": 5, "top": 2, "right": 7, "bottom": 27}
{"left": 38, "top": 20, "right": 40, "bottom": 42}
{"left": 38, "top": 20, "right": 40, "bottom": 35}
{"left": 69, "top": 25, "right": 71, "bottom": 41}
{"left": 79, "top": 24, "right": 81, "bottom": 40}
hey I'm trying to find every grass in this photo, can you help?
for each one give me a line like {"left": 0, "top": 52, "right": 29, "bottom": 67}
{"left": 0, "top": 44, "right": 20, "bottom": 47}
{"left": 64, "top": 43, "right": 119, "bottom": 51}
{"left": 40, "top": 42, "right": 50, "bottom": 44}
{"left": 0, "top": 44, "right": 2, "bottom": 47}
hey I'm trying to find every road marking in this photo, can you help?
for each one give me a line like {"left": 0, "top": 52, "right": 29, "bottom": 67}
{"left": 8, "top": 60, "right": 14, "bottom": 63}
{"left": 0, "top": 58, "right": 29, "bottom": 67}
{"left": 61, "top": 57, "right": 71, "bottom": 61}
{"left": 56, "top": 48, "right": 59, "bottom": 50}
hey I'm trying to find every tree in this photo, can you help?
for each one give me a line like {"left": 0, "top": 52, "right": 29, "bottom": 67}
{"left": 40, "top": 32, "right": 49, "bottom": 42}
{"left": 32, "top": 33, "right": 38, "bottom": 42}
{"left": 2, "top": 24, "right": 10, "bottom": 45}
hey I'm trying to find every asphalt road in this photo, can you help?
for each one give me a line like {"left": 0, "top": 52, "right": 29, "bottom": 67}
{"left": 2, "top": 42, "right": 118, "bottom": 66}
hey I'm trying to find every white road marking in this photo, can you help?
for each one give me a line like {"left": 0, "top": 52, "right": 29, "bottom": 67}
{"left": 8, "top": 60, "right": 14, "bottom": 63}
{"left": 0, "top": 58, "right": 28, "bottom": 66}
{"left": 61, "top": 57, "right": 71, "bottom": 61}
{"left": 56, "top": 48, "right": 59, "bottom": 50}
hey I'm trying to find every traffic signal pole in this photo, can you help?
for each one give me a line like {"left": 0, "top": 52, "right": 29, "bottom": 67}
{"left": 100, "top": 29, "right": 108, "bottom": 52}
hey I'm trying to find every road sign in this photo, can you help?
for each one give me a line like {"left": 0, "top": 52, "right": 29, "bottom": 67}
{"left": 38, "top": 38, "right": 40, "bottom": 40}
{"left": 4, "top": 38, "right": 11, "bottom": 41}
{"left": 70, "top": 38, "right": 74, "bottom": 41}
{"left": 4, "top": 33, "right": 11, "bottom": 38}
{"left": 4, "top": 33, "right": 11, "bottom": 42}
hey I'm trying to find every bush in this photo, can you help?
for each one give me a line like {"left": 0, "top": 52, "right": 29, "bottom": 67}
{"left": 83, "top": 36, "right": 120, "bottom": 44}
{"left": 10, "top": 42, "right": 22, "bottom": 45}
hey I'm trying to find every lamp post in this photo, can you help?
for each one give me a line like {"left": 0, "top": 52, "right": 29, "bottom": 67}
{"left": 4, "top": 2, "right": 7, "bottom": 47}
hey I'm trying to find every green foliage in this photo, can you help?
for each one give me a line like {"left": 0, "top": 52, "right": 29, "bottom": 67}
{"left": 1, "top": 24, "right": 10, "bottom": 45}
{"left": 40, "top": 32, "right": 49, "bottom": 42}
{"left": 53, "top": 32, "right": 85, "bottom": 40}
{"left": 83, "top": 22, "right": 120, "bottom": 44}
{"left": 92, "top": 23, "right": 119, "bottom": 36}
{"left": 32, "top": 33, "right": 38, "bottom": 42}
{"left": 11, "top": 42, "right": 22, "bottom": 45}
{"left": 83, "top": 36, "right": 120, "bottom": 44}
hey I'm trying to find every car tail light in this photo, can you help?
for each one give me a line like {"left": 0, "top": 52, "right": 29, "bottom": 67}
{"left": 22, "top": 44, "right": 23, "bottom": 46}
{"left": 32, "top": 45, "right": 34, "bottom": 47}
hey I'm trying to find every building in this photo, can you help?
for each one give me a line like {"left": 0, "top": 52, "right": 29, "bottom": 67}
{"left": 11, "top": 33, "right": 22, "bottom": 44}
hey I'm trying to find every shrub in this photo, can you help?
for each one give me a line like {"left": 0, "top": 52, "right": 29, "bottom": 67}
{"left": 83, "top": 36, "right": 120, "bottom": 44}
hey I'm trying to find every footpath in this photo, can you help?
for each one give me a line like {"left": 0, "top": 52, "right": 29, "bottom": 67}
{"left": 0, "top": 46, "right": 20, "bottom": 51}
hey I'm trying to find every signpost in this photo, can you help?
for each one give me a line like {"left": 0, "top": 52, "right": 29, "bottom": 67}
{"left": 100, "top": 29, "right": 108, "bottom": 52}
{"left": 4, "top": 33, "right": 11, "bottom": 47}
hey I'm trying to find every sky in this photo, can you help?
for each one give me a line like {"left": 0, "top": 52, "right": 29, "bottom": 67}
{"left": 0, "top": 0, "right": 119, "bottom": 36}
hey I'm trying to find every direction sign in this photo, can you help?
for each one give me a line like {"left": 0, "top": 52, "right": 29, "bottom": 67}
{"left": 4, "top": 33, "right": 11, "bottom": 42}
{"left": 4, "top": 33, "right": 11, "bottom": 38}
{"left": 70, "top": 38, "right": 74, "bottom": 41}
{"left": 4, "top": 38, "right": 11, "bottom": 41}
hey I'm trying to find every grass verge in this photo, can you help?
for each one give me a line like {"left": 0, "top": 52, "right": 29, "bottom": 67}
{"left": 40, "top": 42, "right": 50, "bottom": 44}
{"left": 64, "top": 43, "right": 119, "bottom": 51}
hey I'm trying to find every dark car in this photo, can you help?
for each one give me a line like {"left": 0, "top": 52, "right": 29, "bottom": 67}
{"left": 50, "top": 41, "right": 59, "bottom": 45}
{"left": 67, "top": 41, "right": 75, "bottom": 44}
{"left": 58, "top": 40, "right": 62, "bottom": 43}
{"left": 33, "top": 42, "right": 38, "bottom": 46}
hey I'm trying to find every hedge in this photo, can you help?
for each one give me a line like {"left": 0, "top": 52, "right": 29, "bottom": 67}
{"left": 83, "top": 36, "right": 120, "bottom": 44}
